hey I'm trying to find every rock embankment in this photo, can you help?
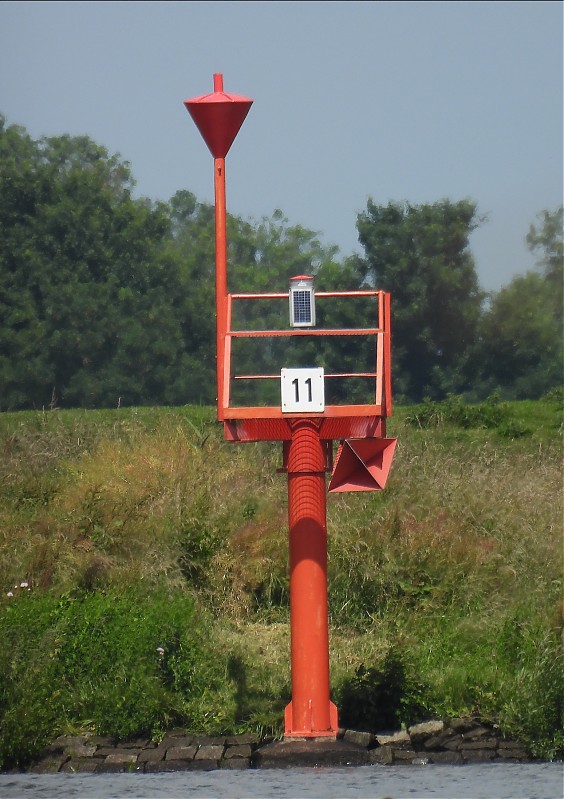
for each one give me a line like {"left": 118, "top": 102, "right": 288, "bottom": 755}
{"left": 25, "top": 718, "right": 532, "bottom": 773}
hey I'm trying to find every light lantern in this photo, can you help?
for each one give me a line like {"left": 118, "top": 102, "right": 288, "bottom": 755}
{"left": 289, "top": 275, "right": 315, "bottom": 328}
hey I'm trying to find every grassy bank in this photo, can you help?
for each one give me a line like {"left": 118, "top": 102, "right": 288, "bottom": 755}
{"left": 0, "top": 395, "right": 562, "bottom": 768}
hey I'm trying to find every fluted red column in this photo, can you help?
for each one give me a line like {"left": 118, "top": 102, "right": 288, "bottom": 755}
{"left": 284, "top": 420, "right": 338, "bottom": 737}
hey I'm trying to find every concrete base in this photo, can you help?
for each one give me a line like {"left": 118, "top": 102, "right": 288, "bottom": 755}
{"left": 252, "top": 738, "right": 370, "bottom": 768}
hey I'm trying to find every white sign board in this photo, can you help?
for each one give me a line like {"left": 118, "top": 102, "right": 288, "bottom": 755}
{"left": 281, "top": 367, "right": 325, "bottom": 413}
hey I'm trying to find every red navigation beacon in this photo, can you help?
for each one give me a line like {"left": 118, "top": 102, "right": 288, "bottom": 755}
{"left": 184, "top": 74, "right": 396, "bottom": 738}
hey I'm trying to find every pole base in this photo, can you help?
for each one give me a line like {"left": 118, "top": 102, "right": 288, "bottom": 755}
{"left": 284, "top": 700, "right": 339, "bottom": 738}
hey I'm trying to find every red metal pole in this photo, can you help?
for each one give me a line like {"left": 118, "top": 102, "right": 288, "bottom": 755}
{"left": 214, "top": 154, "right": 227, "bottom": 421}
{"left": 284, "top": 420, "right": 338, "bottom": 737}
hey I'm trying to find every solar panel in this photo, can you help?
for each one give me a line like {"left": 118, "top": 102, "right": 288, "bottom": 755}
{"left": 293, "top": 290, "right": 312, "bottom": 325}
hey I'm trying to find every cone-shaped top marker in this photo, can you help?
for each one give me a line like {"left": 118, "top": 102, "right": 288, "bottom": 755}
{"left": 184, "top": 73, "right": 253, "bottom": 159}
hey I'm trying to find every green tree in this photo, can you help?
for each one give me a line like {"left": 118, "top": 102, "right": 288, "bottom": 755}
{"left": 164, "top": 190, "right": 217, "bottom": 404}
{"left": 477, "top": 273, "right": 562, "bottom": 399}
{"left": 475, "top": 207, "right": 563, "bottom": 400}
{"left": 0, "top": 117, "right": 54, "bottom": 406}
{"left": 355, "top": 199, "right": 485, "bottom": 402}
{"left": 0, "top": 117, "right": 195, "bottom": 409}
{"left": 526, "top": 206, "right": 563, "bottom": 309}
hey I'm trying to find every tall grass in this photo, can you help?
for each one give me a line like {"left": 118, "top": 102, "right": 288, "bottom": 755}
{"left": 0, "top": 396, "right": 562, "bottom": 763}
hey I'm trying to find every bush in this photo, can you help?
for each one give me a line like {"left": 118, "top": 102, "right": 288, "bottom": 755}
{"left": 0, "top": 588, "right": 237, "bottom": 770}
{"left": 406, "top": 394, "right": 531, "bottom": 434}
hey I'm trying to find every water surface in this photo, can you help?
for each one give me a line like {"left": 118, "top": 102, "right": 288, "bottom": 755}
{"left": 1, "top": 762, "right": 562, "bottom": 798}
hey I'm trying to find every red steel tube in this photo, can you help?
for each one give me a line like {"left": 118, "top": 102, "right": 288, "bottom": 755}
{"left": 284, "top": 420, "right": 338, "bottom": 737}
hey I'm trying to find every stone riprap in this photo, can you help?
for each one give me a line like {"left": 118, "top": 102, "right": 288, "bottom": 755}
{"left": 23, "top": 719, "right": 532, "bottom": 773}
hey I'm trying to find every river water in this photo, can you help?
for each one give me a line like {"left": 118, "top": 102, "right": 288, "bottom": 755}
{"left": 0, "top": 763, "right": 562, "bottom": 799}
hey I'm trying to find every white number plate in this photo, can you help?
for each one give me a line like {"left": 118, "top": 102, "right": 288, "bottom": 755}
{"left": 281, "top": 367, "right": 325, "bottom": 412}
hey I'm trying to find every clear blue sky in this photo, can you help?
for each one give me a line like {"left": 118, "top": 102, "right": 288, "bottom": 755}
{"left": 1, "top": 0, "right": 562, "bottom": 291}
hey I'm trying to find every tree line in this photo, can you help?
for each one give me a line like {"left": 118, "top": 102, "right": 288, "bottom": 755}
{"left": 0, "top": 115, "right": 561, "bottom": 411}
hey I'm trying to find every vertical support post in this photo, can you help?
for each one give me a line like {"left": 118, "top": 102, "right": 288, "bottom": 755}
{"left": 284, "top": 420, "right": 338, "bottom": 737}
{"left": 383, "top": 290, "right": 393, "bottom": 416}
{"left": 214, "top": 153, "right": 227, "bottom": 421}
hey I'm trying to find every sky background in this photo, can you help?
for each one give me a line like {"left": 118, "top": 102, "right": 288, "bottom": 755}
{"left": 1, "top": 0, "right": 562, "bottom": 292}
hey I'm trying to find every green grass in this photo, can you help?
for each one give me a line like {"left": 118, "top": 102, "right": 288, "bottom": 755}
{"left": 0, "top": 396, "right": 562, "bottom": 766}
